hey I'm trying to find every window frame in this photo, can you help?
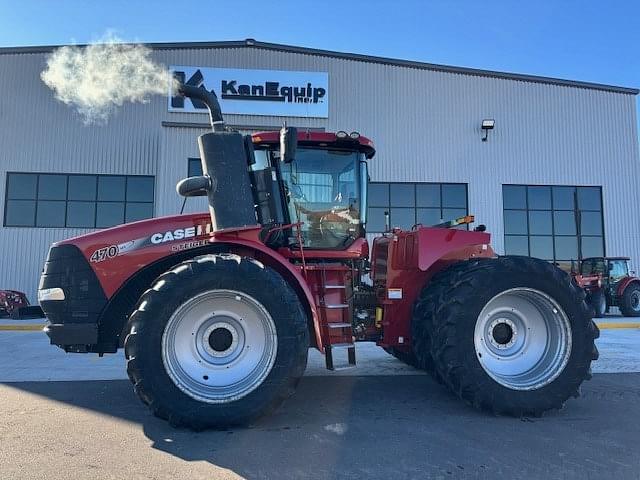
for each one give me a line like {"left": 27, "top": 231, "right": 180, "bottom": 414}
{"left": 502, "top": 184, "right": 605, "bottom": 263}
{"left": 188, "top": 158, "right": 202, "bottom": 178}
{"left": 4, "top": 172, "right": 155, "bottom": 228}
{"left": 368, "top": 181, "right": 469, "bottom": 233}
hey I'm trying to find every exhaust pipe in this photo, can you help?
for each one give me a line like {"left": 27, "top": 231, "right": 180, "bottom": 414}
{"left": 175, "top": 82, "right": 257, "bottom": 231}
{"left": 177, "top": 83, "right": 225, "bottom": 132}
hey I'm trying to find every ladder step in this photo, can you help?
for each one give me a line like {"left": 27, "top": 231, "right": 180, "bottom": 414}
{"left": 325, "top": 343, "right": 357, "bottom": 371}
{"left": 327, "top": 322, "right": 352, "bottom": 329}
{"left": 324, "top": 304, "right": 349, "bottom": 309}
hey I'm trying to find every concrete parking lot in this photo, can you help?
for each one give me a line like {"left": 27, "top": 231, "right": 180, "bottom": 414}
{"left": 1, "top": 318, "right": 639, "bottom": 479}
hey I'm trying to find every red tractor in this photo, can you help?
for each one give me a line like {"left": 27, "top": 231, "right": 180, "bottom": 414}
{"left": 39, "top": 85, "right": 598, "bottom": 429}
{"left": 0, "top": 290, "right": 43, "bottom": 319}
{"left": 573, "top": 257, "right": 640, "bottom": 318}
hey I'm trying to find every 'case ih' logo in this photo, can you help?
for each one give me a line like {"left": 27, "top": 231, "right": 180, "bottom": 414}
{"left": 171, "top": 69, "right": 326, "bottom": 109}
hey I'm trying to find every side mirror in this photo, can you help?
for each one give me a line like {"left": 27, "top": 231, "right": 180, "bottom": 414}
{"left": 176, "top": 175, "right": 212, "bottom": 197}
{"left": 280, "top": 125, "right": 298, "bottom": 164}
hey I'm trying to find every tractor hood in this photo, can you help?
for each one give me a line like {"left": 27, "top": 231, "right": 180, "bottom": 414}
{"left": 56, "top": 212, "right": 213, "bottom": 264}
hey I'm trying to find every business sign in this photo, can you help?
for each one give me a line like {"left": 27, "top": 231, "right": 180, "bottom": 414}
{"left": 169, "top": 66, "right": 329, "bottom": 118}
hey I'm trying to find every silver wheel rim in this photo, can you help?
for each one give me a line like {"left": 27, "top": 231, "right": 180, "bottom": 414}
{"left": 162, "top": 289, "right": 277, "bottom": 404}
{"left": 474, "top": 288, "right": 572, "bottom": 391}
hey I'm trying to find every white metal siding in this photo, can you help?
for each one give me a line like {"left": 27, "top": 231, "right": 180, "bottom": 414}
{"left": 0, "top": 46, "right": 638, "bottom": 301}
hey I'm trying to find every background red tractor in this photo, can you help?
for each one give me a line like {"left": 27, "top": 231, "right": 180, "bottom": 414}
{"left": 0, "top": 290, "right": 43, "bottom": 319}
{"left": 38, "top": 84, "right": 598, "bottom": 429}
{"left": 573, "top": 257, "right": 640, "bottom": 318}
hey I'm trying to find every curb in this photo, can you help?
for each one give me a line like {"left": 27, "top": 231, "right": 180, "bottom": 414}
{"left": 597, "top": 322, "right": 640, "bottom": 330}
{"left": 0, "top": 324, "right": 45, "bottom": 331}
{"left": 0, "top": 322, "right": 639, "bottom": 332}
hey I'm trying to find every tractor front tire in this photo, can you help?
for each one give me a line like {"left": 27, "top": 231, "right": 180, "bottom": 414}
{"left": 425, "top": 256, "right": 599, "bottom": 416}
{"left": 620, "top": 283, "right": 640, "bottom": 317}
{"left": 124, "top": 254, "right": 309, "bottom": 429}
{"left": 588, "top": 289, "right": 607, "bottom": 318}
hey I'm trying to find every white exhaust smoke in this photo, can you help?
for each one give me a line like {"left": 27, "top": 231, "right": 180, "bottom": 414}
{"left": 41, "top": 33, "right": 175, "bottom": 124}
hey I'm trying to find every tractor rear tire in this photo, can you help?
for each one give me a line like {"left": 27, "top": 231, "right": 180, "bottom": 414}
{"left": 386, "top": 348, "right": 420, "bottom": 368}
{"left": 124, "top": 253, "right": 309, "bottom": 430}
{"left": 588, "top": 289, "right": 607, "bottom": 318}
{"left": 427, "top": 256, "right": 599, "bottom": 416}
{"left": 411, "top": 275, "right": 454, "bottom": 381}
{"left": 620, "top": 283, "right": 640, "bottom": 317}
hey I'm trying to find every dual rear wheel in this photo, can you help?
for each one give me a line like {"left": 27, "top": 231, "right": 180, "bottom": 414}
{"left": 411, "top": 256, "right": 599, "bottom": 416}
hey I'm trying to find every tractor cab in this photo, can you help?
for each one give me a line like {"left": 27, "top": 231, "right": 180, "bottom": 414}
{"left": 580, "top": 256, "right": 633, "bottom": 288}
{"left": 250, "top": 130, "right": 374, "bottom": 250}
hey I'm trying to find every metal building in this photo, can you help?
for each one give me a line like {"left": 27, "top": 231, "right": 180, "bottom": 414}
{"left": 1, "top": 39, "right": 638, "bottom": 301}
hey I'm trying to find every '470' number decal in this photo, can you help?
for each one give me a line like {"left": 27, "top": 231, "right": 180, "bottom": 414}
{"left": 90, "top": 245, "right": 119, "bottom": 263}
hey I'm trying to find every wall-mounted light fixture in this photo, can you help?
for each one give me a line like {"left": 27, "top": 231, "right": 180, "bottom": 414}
{"left": 481, "top": 119, "right": 495, "bottom": 142}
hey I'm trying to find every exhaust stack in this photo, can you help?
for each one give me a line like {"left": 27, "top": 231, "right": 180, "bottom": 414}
{"left": 175, "top": 83, "right": 257, "bottom": 231}
{"left": 177, "top": 84, "right": 225, "bottom": 132}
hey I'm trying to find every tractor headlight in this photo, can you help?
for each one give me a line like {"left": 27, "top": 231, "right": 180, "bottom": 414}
{"left": 38, "top": 287, "right": 65, "bottom": 302}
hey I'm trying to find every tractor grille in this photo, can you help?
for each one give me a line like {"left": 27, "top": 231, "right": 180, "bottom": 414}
{"left": 371, "top": 236, "right": 391, "bottom": 302}
{"left": 39, "top": 244, "right": 107, "bottom": 327}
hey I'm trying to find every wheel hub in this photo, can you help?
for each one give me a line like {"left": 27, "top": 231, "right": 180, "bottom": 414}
{"left": 208, "top": 327, "right": 234, "bottom": 352}
{"left": 202, "top": 321, "right": 240, "bottom": 358}
{"left": 474, "top": 288, "right": 572, "bottom": 391}
{"left": 489, "top": 318, "right": 517, "bottom": 349}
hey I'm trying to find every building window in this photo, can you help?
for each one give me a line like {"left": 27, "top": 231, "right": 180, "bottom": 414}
{"left": 368, "top": 182, "right": 468, "bottom": 233}
{"left": 4, "top": 173, "right": 155, "bottom": 228}
{"left": 503, "top": 185, "right": 604, "bottom": 269}
{"left": 188, "top": 158, "right": 202, "bottom": 177}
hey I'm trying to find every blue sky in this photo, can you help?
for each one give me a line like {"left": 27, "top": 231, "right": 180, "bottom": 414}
{"left": 1, "top": 0, "right": 638, "bottom": 93}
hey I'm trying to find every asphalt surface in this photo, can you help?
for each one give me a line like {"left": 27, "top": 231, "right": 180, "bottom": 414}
{"left": 2, "top": 374, "right": 640, "bottom": 480}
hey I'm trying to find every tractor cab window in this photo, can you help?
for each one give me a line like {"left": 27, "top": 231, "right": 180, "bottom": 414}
{"left": 281, "top": 148, "right": 364, "bottom": 249}
{"left": 581, "top": 258, "right": 606, "bottom": 276}
{"left": 608, "top": 260, "right": 628, "bottom": 281}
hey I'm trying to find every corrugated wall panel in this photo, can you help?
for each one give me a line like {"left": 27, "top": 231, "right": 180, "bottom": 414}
{"left": 1, "top": 46, "right": 638, "bottom": 301}
{"left": 0, "top": 52, "right": 162, "bottom": 300}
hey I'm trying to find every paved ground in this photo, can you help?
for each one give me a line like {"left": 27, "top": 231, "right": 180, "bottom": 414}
{"left": 2, "top": 374, "right": 640, "bottom": 480}
{"left": 1, "top": 317, "right": 639, "bottom": 479}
